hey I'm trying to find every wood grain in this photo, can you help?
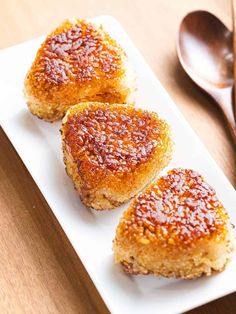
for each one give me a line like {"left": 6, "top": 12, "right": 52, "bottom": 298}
{"left": 0, "top": 0, "right": 235, "bottom": 313}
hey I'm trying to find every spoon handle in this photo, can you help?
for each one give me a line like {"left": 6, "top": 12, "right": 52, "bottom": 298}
{"left": 221, "top": 106, "right": 236, "bottom": 145}
{"left": 232, "top": 0, "right": 236, "bottom": 118}
{"left": 213, "top": 88, "right": 236, "bottom": 145}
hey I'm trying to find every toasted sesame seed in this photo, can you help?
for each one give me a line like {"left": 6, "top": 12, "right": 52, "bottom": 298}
{"left": 139, "top": 238, "right": 150, "bottom": 245}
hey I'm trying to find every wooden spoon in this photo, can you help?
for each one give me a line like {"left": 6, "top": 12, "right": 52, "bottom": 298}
{"left": 232, "top": 0, "right": 236, "bottom": 117}
{"left": 177, "top": 10, "right": 236, "bottom": 144}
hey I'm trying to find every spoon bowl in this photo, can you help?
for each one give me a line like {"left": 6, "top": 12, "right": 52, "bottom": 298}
{"left": 177, "top": 10, "right": 236, "bottom": 144}
{"left": 178, "top": 11, "right": 233, "bottom": 90}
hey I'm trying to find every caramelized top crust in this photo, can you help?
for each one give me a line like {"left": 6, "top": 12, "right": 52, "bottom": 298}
{"left": 119, "top": 168, "right": 229, "bottom": 246}
{"left": 63, "top": 103, "right": 170, "bottom": 175}
{"left": 29, "top": 19, "right": 125, "bottom": 85}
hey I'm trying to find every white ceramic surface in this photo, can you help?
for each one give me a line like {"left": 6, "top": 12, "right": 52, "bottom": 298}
{"left": 0, "top": 15, "right": 236, "bottom": 314}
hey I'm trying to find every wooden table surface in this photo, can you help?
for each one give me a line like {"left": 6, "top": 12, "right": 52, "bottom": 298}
{"left": 0, "top": 0, "right": 235, "bottom": 313}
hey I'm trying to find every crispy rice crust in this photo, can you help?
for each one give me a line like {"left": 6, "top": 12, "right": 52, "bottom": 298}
{"left": 61, "top": 102, "right": 172, "bottom": 210}
{"left": 24, "top": 19, "right": 135, "bottom": 122}
{"left": 113, "top": 168, "right": 235, "bottom": 278}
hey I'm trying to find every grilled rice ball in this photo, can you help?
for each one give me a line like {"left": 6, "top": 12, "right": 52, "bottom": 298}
{"left": 61, "top": 102, "right": 172, "bottom": 210}
{"left": 24, "top": 19, "right": 135, "bottom": 122}
{"left": 113, "top": 168, "right": 235, "bottom": 279}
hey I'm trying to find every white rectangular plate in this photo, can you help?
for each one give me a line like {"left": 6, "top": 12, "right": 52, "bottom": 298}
{"left": 0, "top": 15, "right": 236, "bottom": 314}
